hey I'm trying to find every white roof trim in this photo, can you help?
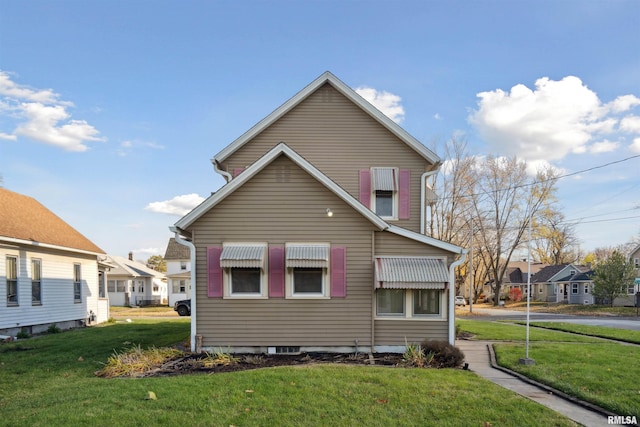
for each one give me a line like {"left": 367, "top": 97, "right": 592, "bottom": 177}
{"left": 176, "top": 143, "right": 388, "bottom": 231}
{"left": 0, "top": 236, "right": 103, "bottom": 257}
{"left": 212, "top": 71, "right": 441, "bottom": 166}
{"left": 386, "top": 225, "right": 466, "bottom": 255}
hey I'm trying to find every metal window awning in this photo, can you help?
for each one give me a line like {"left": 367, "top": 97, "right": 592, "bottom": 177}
{"left": 372, "top": 168, "right": 397, "bottom": 192}
{"left": 220, "top": 245, "right": 266, "bottom": 268}
{"left": 375, "top": 257, "right": 449, "bottom": 289}
{"left": 286, "top": 245, "right": 329, "bottom": 268}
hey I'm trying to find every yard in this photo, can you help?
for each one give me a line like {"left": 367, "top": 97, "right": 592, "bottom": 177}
{"left": 0, "top": 318, "right": 578, "bottom": 427}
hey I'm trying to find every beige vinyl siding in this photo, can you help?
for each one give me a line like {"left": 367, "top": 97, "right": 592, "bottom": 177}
{"left": 190, "top": 155, "right": 377, "bottom": 348}
{"left": 375, "top": 230, "right": 453, "bottom": 260}
{"left": 221, "top": 83, "right": 432, "bottom": 233}
{"left": 375, "top": 320, "right": 448, "bottom": 345}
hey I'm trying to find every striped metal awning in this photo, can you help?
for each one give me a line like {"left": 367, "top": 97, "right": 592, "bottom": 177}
{"left": 371, "top": 168, "right": 397, "bottom": 192}
{"left": 286, "top": 245, "right": 329, "bottom": 268}
{"left": 220, "top": 245, "right": 266, "bottom": 268}
{"left": 375, "top": 257, "right": 449, "bottom": 289}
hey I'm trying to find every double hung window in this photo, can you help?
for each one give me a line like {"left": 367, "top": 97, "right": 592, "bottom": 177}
{"left": 286, "top": 244, "right": 330, "bottom": 298}
{"left": 6, "top": 256, "right": 18, "bottom": 306}
{"left": 220, "top": 243, "right": 267, "bottom": 298}
{"left": 32, "top": 259, "right": 42, "bottom": 304}
{"left": 73, "top": 264, "right": 81, "bottom": 302}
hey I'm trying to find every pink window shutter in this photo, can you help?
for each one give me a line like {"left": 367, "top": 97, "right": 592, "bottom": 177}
{"left": 207, "top": 246, "right": 223, "bottom": 298}
{"left": 398, "top": 169, "right": 411, "bottom": 219}
{"left": 359, "top": 170, "right": 371, "bottom": 208}
{"left": 269, "top": 245, "right": 285, "bottom": 298}
{"left": 330, "top": 246, "right": 347, "bottom": 298}
{"left": 233, "top": 168, "right": 245, "bottom": 177}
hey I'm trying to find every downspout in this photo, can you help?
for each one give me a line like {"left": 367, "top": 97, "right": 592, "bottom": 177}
{"left": 448, "top": 250, "right": 468, "bottom": 345}
{"left": 170, "top": 226, "right": 197, "bottom": 352}
{"left": 420, "top": 170, "right": 439, "bottom": 235}
{"left": 212, "top": 159, "right": 233, "bottom": 183}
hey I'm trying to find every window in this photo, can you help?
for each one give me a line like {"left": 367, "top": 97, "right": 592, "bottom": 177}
{"left": 172, "top": 280, "right": 187, "bottom": 293}
{"left": 628, "top": 283, "right": 636, "bottom": 295}
{"left": 371, "top": 167, "right": 397, "bottom": 219}
{"left": 376, "top": 289, "right": 405, "bottom": 316}
{"left": 571, "top": 283, "right": 578, "bottom": 294}
{"left": 292, "top": 268, "right": 324, "bottom": 294}
{"left": 375, "top": 289, "right": 444, "bottom": 319}
{"left": 286, "top": 244, "right": 329, "bottom": 298}
{"left": 98, "top": 271, "right": 106, "bottom": 298}
{"left": 413, "top": 289, "right": 440, "bottom": 316}
{"left": 180, "top": 261, "right": 187, "bottom": 271}
{"left": 220, "top": 243, "right": 267, "bottom": 298}
{"left": 230, "top": 268, "right": 261, "bottom": 294}
{"left": 6, "top": 256, "right": 18, "bottom": 306}
{"left": 108, "top": 280, "right": 116, "bottom": 292}
{"left": 73, "top": 264, "right": 81, "bottom": 302}
{"left": 32, "top": 259, "right": 42, "bottom": 305}
{"left": 635, "top": 258, "right": 639, "bottom": 268}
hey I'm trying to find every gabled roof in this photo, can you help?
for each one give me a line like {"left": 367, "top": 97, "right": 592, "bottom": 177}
{"left": 175, "top": 143, "right": 464, "bottom": 256}
{"left": 164, "top": 237, "right": 190, "bottom": 260}
{"left": 0, "top": 188, "right": 104, "bottom": 255}
{"left": 107, "top": 255, "right": 165, "bottom": 278}
{"left": 531, "top": 264, "right": 569, "bottom": 283}
{"left": 212, "top": 71, "right": 441, "bottom": 167}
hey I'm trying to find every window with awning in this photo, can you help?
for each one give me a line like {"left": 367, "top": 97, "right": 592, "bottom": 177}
{"left": 286, "top": 245, "right": 329, "bottom": 268}
{"left": 220, "top": 244, "right": 267, "bottom": 296}
{"left": 286, "top": 244, "right": 330, "bottom": 296}
{"left": 375, "top": 257, "right": 449, "bottom": 289}
{"left": 220, "top": 245, "right": 266, "bottom": 268}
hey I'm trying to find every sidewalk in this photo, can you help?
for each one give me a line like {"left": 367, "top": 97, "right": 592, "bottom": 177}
{"left": 456, "top": 340, "right": 610, "bottom": 427}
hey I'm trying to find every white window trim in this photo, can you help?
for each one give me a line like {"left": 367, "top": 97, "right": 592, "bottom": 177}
{"left": 370, "top": 167, "right": 399, "bottom": 221}
{"left": 571, "top": 283, "right": 578, "bottom": 294}
{"left": 222, "top": 242, "right": 268, "bottom": 299}
{"left": 285, "top": 243, "right": 330, "bottom": 299}
{"left": 375, "top": 289, "right": 447, "bottom": 321}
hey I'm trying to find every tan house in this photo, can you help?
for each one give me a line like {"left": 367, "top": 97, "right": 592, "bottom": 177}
{"left": 171, "top": 72, "right": 466, "bottom": 353}
{"left": 0, "top": 188, "right": 110, "bottom": 336}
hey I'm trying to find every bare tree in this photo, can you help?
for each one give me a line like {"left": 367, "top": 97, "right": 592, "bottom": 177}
{"left": 531, "top": 207, "right": 580, "bottom": 264}
{"left": 469, "top": 156, "right": 557, "bottom": 306}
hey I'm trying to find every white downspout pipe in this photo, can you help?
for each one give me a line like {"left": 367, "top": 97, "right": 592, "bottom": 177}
{"left": 212, "top": 159, "right": 233, "bottom": 182}
{"left": 170, "top": 226, "right": 197, "bottom": 351}
{"left": 420, "top": 170, "right": 439, "bottom": 235}
{"left": 448, "top": 250, "right": 468, "bottom": 345}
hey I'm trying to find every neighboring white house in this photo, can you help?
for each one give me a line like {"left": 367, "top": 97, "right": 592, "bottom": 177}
{"left": 106, "top": 253, "right": 168, "bottom": 306}
{"left": 0, "top": 188, "right": 110, "bottom": 336}
{"left": 164, "top": 238, "right": 191, "bottom": 306}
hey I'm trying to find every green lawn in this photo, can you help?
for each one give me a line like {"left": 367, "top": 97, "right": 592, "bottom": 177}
{"left": 526, "top": 321, "right": 640, "bottom": 344}
{"left": 457, "top": 319, "right": 640, "bottom": 418}
{"left": 0, "top": 319, "right": 577, "bottom": 427}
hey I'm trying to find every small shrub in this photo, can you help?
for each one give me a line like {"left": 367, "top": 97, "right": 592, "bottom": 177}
{"left": 16, "top": 329, "right": 31, "bottom": 339}
{"left": 455, "top": 322, "right": 462, "bottom": 338}
{"left": 47, "top": 324, "right": 61, "bottom": 334}
{"left": 106, "top": 317, "right": 116, "bottom": 324}
{"left": 202, "top": 347, "right": 239, "bottom": 367}
{"left": 420, "top": 340, "right": 465, "bottom": 368}
{"left": 95, "top": 344, "right": 183, "bottom": 378}
{"left": 509, "top": 288, "right": 523, "bottom": 302}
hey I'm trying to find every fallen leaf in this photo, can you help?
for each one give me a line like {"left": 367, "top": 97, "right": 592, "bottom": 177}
{"left": 77, "top": 356, "right": 84, "bottom": 362}
{"left": 245, "top": 390, "right": 254, "bottom": 393}
{"left": 376, "top": 399, "right": 388, "bottom": 404}
{"left": 146, "top": 391, "right": 157, "bottom": 400}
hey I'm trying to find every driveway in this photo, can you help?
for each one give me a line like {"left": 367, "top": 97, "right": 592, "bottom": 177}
{"left": 463, "top": 307, "right": 640, "bottom": 331}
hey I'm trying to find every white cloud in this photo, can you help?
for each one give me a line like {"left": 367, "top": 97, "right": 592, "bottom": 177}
{"left": 620, "top": 115, "right": 640, "bottom": 133}
{"left": 117, "top": 139, "right": 164, "bottom": 157}
{"left": 468, "top": 76, "right": 639, "bottom": 163}
{"left": 630, "top": 137, "right": 640, "bottom": 154}
{"left": 0, "top": 70, "right": 104, "bottom": 151}
{"left": 355, "top": 86, "right": 405, "bottom": 123}
{"left": 0, "top": 132, "right": 17, "bottom": 141}
{"left": 145, "top": 193, "right": 205, "bottom": 216}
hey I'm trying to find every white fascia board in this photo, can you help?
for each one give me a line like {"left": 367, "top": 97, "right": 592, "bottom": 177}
{"left": 385, "top": 225, "right": 466, "bottom": 255}
{"left": 213, "top": 71, "right": 441, "bottom": 166}
{"left": 177, "top": 143, "right": 388, "bottom": 231}
{"left": 0, "top": 236, "right": 103, "bottom": 257}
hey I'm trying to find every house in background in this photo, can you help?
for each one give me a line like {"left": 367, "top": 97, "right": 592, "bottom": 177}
{"left": 171, "top": 71, "right": 466, "bottom": 354}
{"left": 531, "top": 264, "right": 595, "bottom": 304}
{"left": 0, "top": 188, "right": 109, "bottom": 336}
{"left": 629, "top": 244, "right": 640, "bottom": 306}
{"left": 106, "top": 253, "right": 167, "bottom": 306}
{"left": 164, "top": 238, "right": 191, "bottom": 306}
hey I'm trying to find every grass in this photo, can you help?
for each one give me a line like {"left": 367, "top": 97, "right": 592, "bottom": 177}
{"left": 492, "top": 301, "right": 640, "bottom": 317}
{"left": 0, "top": 319, "right": 577, "bottom": 427}
{"left": 494, "top": 342, "right": 640, "bottom": 417}
{"left": 458, "top": 319, "right": 640, "bottom": 417}
{"left": 525, "top": 322, "right": 640, "bottom": 344}
{"left": 456, "top": 319, "right": 602, "bottom": 342}
{"left": 109, "top": 306, "right": 179, "bottom": 317}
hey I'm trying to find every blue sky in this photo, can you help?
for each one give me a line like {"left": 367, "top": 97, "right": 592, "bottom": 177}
{"left": 1, "top": 0, "right": 639, "bottom": 260}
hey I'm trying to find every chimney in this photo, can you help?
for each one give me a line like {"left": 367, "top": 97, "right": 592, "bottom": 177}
{"left": 128, "top": 251, "right": 133, "bottom": 261}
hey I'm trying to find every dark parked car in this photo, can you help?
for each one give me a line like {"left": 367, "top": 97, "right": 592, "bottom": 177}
{"left": 174, "top": 299, "right": 191, "bottom": 316}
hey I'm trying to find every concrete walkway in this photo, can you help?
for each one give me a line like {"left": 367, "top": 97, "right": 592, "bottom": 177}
{"left": 456, "top": 340, "right": 610, "bottom": 427}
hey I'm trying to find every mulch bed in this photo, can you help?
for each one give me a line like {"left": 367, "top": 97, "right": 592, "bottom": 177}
{"left": 145, "top": 352, "right": 406, "bottom": 377}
